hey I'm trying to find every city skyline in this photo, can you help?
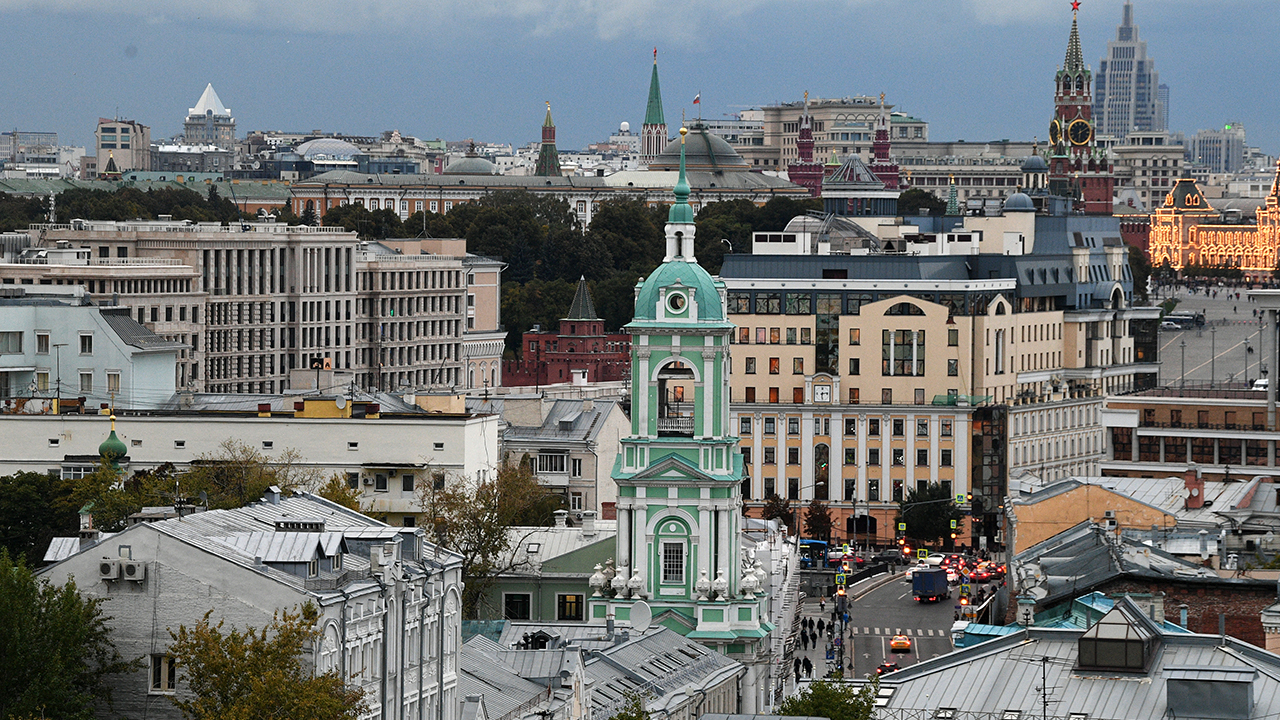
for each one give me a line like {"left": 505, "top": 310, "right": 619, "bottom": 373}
{"left": 1, "top": 0, "right": 1277, "bottom": 157}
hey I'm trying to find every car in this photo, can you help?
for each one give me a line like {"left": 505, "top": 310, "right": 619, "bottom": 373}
{"left": 903, "top": 563, "right": 930, "bottom": 581}
{"left": 1160, "top": 320, "right": 1181, "bottom": 330}
{"left": 873, "top": 548, "right": 905, "bottom": 564}
{"left": 876, "top": 661, "right": 901, "bottom": 675}
{"left": 1253, "top": 378, "right": 1270, "bottom": 391}
{"left": 946, "top": 568, "right": 960, "bottom": 584}
{"left": 889, "top": 635, "right": 912, "bottom": 653}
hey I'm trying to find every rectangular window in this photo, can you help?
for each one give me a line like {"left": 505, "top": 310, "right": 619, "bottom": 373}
{"left": 402, "top": 474, "right": 414, "bottom": 492}
{"left": 107, "top": 372, "right": 120, "bottom": 394}
{"left": 845, "top": 419, "right": 857, "bottom": 436}
{"left": 788, "top": 418, "right": 800, "bottom": 435}
{"left": 769, "top": 387, "right": 780, "bottom": 403}
{"left": 150, "top": 654, "right": 177, "bottom": 694}
{"left": 79, "top": 371, "right": 92, "bottom": 393}
{"left": 869, "top": 418, "right": 880, "bottom": 436}
{"left": 882, "top": 388, "right": 892, "bottom": 405}
{"left": 0, "top": 332, "right": 22, "bottom": 353}
{"left": 557, "top": 593, "right": 585, "bottom": 621}
{"left": 849, "top": 328, "right": 860, "bottom": 345}
{"left": 570, "top": 491, "right": 584, "bottom": 510}
{"left": 537, "top": 454, "right": 567, "bottom": 473}
{"left": 801, "top": 327, "right": 811, "bottom": 344}
{"left": 737, "top": 327, "right": 751, "bottom": 343}
{"left": 892, "top": 448, "right": 905, "bottom": 466}
{"left": 868, "top": 478, "right": 880, "bottom": 501}
{"left": 893, "top": 419, "right": 905, "bottom": 436}
{"left": 916, "top": 449, "right": 929, "bottom": 466}
{"left": 868, "top": 448, "right": 881, "bottom": 466}
{"left": 727, "top": 292, "right": 751, "bottom": 314}
{"left": 571, "top": 458, "right": 583, "bottom": 477}
{"left": 764, "top": 417, "right": 776, "bottom": 434}
{"left": 754, "top": 293, "right": 781, "bottom": 314}
{"left": 793, "top": 358, "right": 804, "bottom": 374}
{"left": 745, "top": 357, "right": 756, "bottom": 374}
{"left": 787, "top": 447, "right": 800, "bottom": 465}
{"left": 786, "top": 327, "right": 797, "bottom": 344}
{"left": 784, "top": 293, "right": 812, "bottom": 314}
{"left": 941, "top": 449, "right": 953, "bottom": 467}
{"left": 793, "top": 387, "right": 804, "bottom": 404}
{"left": 36, "top": 332, "right": 49, "bottom": 354}
{"left": 948, "top": 359, "right": 959, "bottom": 376}
{"left": 948, "top": 328, "right": 959, "bottom": 346}
{"left": 79, "top": 334, "right": 93, "bottom": 354}
{"left": 740, "top": 417, "right": 752, "bottom": 435}
{"left": 917, "top": 419, "right": 929, "bottom": 437}
{"left": 769, "top": 357, "right": 780, "bottom": 374}
{"left": 849, "top": 358, "right": 860, "bottom": 375}
{"left": 844, "top": 448, "right": 857, "bottom": 465}
{"left": 347, "top": 472, "right": 359, "bottom": 490}
{"left": 742, "top": 447, "right": 752, "bottom": 465}
{"left": 848, "top": 388, "right": 860, "bottom": 404}
{"left": 374, "top": 473, "right": 388, "bottom": 492}
{"left": 662, "top": 542, "right": 685, "bottom": 584}
{"left": 36, "top": 372, "right": 49, "bottom": 391}
{"left": 764, "top": 447, "right": 776, "bottom": 465}
{"left": 770, "top": 328, "right": 781, "bottom": 344}
{"left": 941, "top": 419, "right": 953, "bottom": 437}
{"left": 756, "top": 327, "right": 767, "bottom": 344}
{"left": 915, "top": 388, "right": 926, "bottom": 405}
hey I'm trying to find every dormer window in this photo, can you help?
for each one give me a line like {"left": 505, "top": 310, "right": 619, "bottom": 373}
{"left": 1077, "top": 601, "right": 1157, "bottom": 672}
{"left": 668, "top": 293, "right": 686, "bottom": 312}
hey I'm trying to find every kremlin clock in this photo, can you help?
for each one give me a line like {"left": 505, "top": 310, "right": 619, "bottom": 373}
{"left": 1068, "top": 118, "right": 1093, "bottom": 146}
{"left": 1049, "top": 119, "right": 1062, "bottom": 145}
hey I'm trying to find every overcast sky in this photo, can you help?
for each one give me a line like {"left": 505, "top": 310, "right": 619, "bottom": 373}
{"left": 2, "top": 0, "right": 1277, "bottom": 157}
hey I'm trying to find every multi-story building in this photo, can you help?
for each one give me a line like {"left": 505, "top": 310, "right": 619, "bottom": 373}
{"left": 92, "top": 117, "right": 151, "bottom": 177}
{"left": 183, "top": 83, "right": 236, "bottom": 151}
{"left": 25, "top": 221, "right": 499, "bottom": 394}
{"left": 40, "top": 490, "right": 464, "bottom": 720}
{"left": 722, "top": 197, "right": 1159, "bottom": 550}
{"left": 503, "top": 278, "right": 630, "bottom": 387}
{"left": 1109, "top": 130, "right": 1185, "bottom": 211}
{"left": 1093, "top": 1, "right": 1166, "bottom": 139}
{"left": 1189, "top": 123, "right": 1248, "bottom": 175}
{"left": 1047, "top": 4, "right": 1115, "bottom": 215}
{"left": 1148, "top": 168, "right": 1280, "bottom": 275}
{"left": 1, "top": 240, "right": 205, "bottom": 389}
{"left": 0, "top": 285, "right": 182, "bottom": 410}
{"left": 152, "top": 144, "right": 233, "bottom": 175}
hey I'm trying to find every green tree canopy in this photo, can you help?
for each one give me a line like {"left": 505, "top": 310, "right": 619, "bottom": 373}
{"left": 804, "top": 500, "right": 833, "bottom": 542}
{"left": 777, "top": 679, "right": 877, "bottom": 720}
{"left": 168, "top": 604, "right": 365, "bottom": 720}
{"left": 0, "top": 550, "right": 137, "bottom": 720}
{"left": 0, "top": 470, "right": 77, "bottom": 565}
{"left": 607, "top": 692, "right": 651, "bottom": 720}
{"left": 897, "top": 187, "right": 947, "bottom": 216}
{"left": 896, "top": 482, "right": 965, "bottom": 545}
{"left": 761, "top": 493, "right": 794, "bottom": 530}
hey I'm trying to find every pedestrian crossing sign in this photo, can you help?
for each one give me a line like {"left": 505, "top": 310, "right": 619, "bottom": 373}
{"left": 917, "top": 549, "right": 929, "bottom": 560}
{"left": 961, "top": 583, "right": 971, "bottom": 595}
{"left": 955, "top": 493, "right": 965, "bottom": 504}
{"left": 950, "top": 519, "right": 957, "bottom": 529}
{"left": 836, "top": 573, "right": 847, "bottom": 584}
{"left": 898, "top": 522, "right": 906, "bottom": 532}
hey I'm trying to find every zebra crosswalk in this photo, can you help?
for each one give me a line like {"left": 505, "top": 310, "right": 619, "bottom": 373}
{"left": 849, "top": 627, "right": 944, "bottom": 637}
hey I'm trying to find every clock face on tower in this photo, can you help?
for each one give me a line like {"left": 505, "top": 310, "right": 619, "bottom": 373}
{"left": 1049, "top": 119, "right": 1062, "bottom": 145}
{"left": 814, "top": 385, "right": 831, "bottom": 403}
{"left": 1068, "top": 118, "right": 1093, "bottom": 146}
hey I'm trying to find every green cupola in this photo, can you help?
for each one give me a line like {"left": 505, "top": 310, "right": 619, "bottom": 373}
{"left": 98, "top": 415, "right": 127, "bottom": 468}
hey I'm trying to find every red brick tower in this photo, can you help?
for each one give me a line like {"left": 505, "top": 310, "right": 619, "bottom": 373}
{"left": 787, "top": 91, "right": 824, "bottom": 196}
{"left": 1047, "top": 1, "right": 1114, "bottom": 214}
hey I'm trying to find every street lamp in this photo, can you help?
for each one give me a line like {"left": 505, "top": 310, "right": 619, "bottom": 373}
{"left": 1180, "top": 340, "right": 1187, "bottom": 390}
{"left": 1211, "top": 326, "right": 1217, "bottom": 388}
{"left": 1246, "top": 337, "right": 1254, "bottom": 386}
{"left": 51, "top": 343, "right": 67, "bottom": 413}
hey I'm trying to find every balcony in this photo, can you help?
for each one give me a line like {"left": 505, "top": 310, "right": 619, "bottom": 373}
{"left": 657, "top": 416, "right": 694, "bottom": 437}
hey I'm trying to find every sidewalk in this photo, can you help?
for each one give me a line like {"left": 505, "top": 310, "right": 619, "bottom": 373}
{"left": 785, "top": 568, "right": 900, "bottom": 692}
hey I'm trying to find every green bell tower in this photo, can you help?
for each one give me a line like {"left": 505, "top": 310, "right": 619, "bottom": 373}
{"left": 590, "top": 126, "right": 770, "bottom": 712}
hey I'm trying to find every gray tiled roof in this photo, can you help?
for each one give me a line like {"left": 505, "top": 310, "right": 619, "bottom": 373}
{"left": 99, "top": 308, "right": 186, "bottom": 352}
{"left": 459, "top": 637, "right": 549, "bottom": 720}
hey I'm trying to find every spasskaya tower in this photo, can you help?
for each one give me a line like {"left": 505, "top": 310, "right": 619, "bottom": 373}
{"left": 1047, "top": 1, "right": 1114, "bottom": 215}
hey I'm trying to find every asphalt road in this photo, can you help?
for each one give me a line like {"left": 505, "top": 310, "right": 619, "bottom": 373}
{"left": 791, "top": 572, "right": 957, "bottom": 681}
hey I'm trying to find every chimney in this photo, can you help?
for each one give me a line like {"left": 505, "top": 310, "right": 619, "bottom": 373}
{"left": 554, "top": 509, "right": 568, "bottom": 528}
{"left": 582, "top": 398, "right": 595, "bottom": 412}
{"left": 264, "top": 485, "right": 281, "bottom": 505}
{"left": 581, "top": 510, "right": 597, "bottom": 538}
{"left": 1185, "top": 465, "right": 1205, "bottom": 510}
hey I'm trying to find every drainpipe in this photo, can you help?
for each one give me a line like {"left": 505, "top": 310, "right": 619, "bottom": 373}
{"left": 437, "top": 573, "right": 446, "bottom": 720}
{"left": 419, "top": 592, "right": 428, "bottom": 720}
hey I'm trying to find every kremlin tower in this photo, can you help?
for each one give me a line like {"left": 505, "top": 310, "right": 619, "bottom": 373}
{"left": 534, "top": 102, "right": 562, "bottom": 177}
{"left": 1047, "top": 1, "right": 1114, "bottom": 214}
{"left": 786, "top": 92, "right": 823, "bottom": 196}
{"left": 867, "top": 93, "right": 901, "bottom": 190}
{"left": 641, "top": 49, "right": 668, "bottom": 167}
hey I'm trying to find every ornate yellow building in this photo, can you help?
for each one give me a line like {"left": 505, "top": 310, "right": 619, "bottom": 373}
{"left": 1149, "top": 162, "right": 1280, "bottom": 274}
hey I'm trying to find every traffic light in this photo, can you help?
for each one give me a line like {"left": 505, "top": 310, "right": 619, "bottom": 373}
{"left": 836, "top": 585, "right": 846, "bottom": 596}
{"left": 950, "top": 532, "right": 957, "bottom": 540}
{"left": 966, "top": 492, "right": 973, "bottom": 503}
{"left": 960, "top": 596, "right": 969, "bottom": 606}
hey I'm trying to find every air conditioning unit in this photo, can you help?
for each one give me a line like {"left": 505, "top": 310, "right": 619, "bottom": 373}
{"left": 362, "top": 476, "right": 373, "bottom": 485}
{"left": 1105, "top": 519, "right": 1118, "bottom": 531}
{"left": 1104, "top": 510, "right": 1116, "bottom": 519}
{"left": 99, "top": 559, "right": 120, "bottom": 581}
{"left": 122, "top": 560, "right": 147, "bottom": 582}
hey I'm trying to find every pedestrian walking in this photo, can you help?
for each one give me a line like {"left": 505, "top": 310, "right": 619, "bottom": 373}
{"left": 801, "top": 632, "right": 809, "bottom": 650}
{"left": 794, "top": 658, "right": 801, "bottom": 685}
{"left": 811, "top": 630, "right": 818, "bottom": 649}
{"left": 803, "top": 657, "right": 813, "bottom": 678}
{"left": 819, "top": 597, "right": 825, "bottom": 612}
{"left": 818, "top": 619, "right": 826, "bottom": 635}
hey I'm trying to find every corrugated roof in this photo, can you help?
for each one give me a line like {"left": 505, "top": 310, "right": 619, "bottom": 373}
{"left": 43, "top": 536, "right": 81, "bottom": 562}
{"left": 503, "top": 523, "right": 617, "bottom": 570}
{"left": 99, "top": 309, "right": 186, "bottom": 352}
{"left": 504, "top": 399, "right": 621, "bottom": 443}
{"left": 460, "top": 638, "right": 548, "bottom": 720}
{"left": 210, "top": 531, "right": 343, "bottom": 562}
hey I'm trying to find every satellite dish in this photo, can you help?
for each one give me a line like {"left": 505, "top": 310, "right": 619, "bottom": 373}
{"left": 631, "top": 600, "right": 652, "bottom": 633}
{"left": 335, "top": 396, "right": 346, "bottom": 409}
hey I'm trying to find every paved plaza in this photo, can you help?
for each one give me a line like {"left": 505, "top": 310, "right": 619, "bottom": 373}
{"left": 1154, "top": 285, "right": 1275, "bottom": 388}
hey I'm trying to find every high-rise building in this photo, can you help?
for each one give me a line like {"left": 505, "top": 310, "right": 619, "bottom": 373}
{"left": 1093, "top": 1, "right": 1165, "bottom": 138}
{"left": 641, "top": 50, "right": 668, "bottom": 167}
{"left": 1047, "top": 3, "right": 1114, "bottom": 215}
{"left": 183, "top": 84, "right": 236, "bottom": 150}
{"left": 1189, "top": 124, "right": 1248, "bottom": 174}
{"left": 92, "top": 118, "right": 150, "bottom": 178}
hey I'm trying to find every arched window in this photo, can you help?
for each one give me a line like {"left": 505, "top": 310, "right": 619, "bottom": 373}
{"left": 814, "top": 444, "right": 830, "bottom": 502}
{"left": 885, "top": 302, "right": 924, "bottom": 316}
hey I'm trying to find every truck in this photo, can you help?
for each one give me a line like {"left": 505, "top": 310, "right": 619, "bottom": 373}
{"left": 912, "top": 567, "right": 949, "bottom": 603}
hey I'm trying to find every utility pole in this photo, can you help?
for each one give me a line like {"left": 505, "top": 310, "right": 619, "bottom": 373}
{"left": 1211, "top": 326, "right": 1217, "bottom": 387}
{"left": 1180, "top": 340, "right": 1186, "bottom": 391}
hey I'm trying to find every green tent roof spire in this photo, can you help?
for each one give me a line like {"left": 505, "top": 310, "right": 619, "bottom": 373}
{"left": 565, "top": 276, "right": 600, "bottom": 320}
{"left": 945, "top": 176, "right": 960, "bottom": 216}
{"left": 668, "top": 127, "right": 693, "bottom": 225}
{"left": 645, "top": 50, "right": 665, "bottom": 126}
{"left": 1064, "top": 7, "right": 1085, "bottom": 74}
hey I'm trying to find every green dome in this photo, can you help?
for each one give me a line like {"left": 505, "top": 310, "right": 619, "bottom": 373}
{"left": 98, "top": 417, "right": 127, "bottom": 466}
{"left": 632, "top": 261, "right": 724, "bottom": 322}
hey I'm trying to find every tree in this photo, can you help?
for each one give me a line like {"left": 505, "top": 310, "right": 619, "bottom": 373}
{"left": 607, "top": 692, "right": 651, "bottom": 720}
{"left": 777, "top": 679, "right": 877, "bottom": 719}
{"left": 167, "top": 603, "right": 365, "bottom": 720}
{"left": 761, "top": 493, "right": 794, "bottom": 531}
{"left": 1128, "top": 244, "right": 1152, "bottom": 305}
{"left": 422, "top": 461, "right": 564, "bottom": 617}
{"left": 896, "top": 482, "right": 964, "bottom": 545}
{"left": 179, "top": 440, "right": 323, "bottom": 511}
{"left": 0, "top": 470, "right": 77, "bottom": 565}
{"left": 0, "top": 550, "right": 137, "bottom": 720}
{"left": 897, "top": 188, "right": 947, "bottom": 216}
{"left": 804, "top": 499, "right": 833, "bottom": 542}
{"left": 316, "top": 473, "right": 364, "bottom": 513}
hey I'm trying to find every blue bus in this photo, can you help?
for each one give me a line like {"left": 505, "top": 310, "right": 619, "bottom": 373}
{"left": 798, "top": 539, "right": 829, "bottom": 569}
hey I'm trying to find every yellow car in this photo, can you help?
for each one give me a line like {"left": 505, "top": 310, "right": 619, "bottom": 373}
{"left": 890, "top": 634, "right": 912, "bottom": 653}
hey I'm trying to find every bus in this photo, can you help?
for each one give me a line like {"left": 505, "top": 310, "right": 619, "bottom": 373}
{"left": 798, "top": 539, "right": 829, "bottom": 569}
{"left": 1165, "top": 311, "right": 1204, "bottom": 328}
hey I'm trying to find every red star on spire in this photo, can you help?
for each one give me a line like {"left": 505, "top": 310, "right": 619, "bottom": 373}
{"left": 1071, "top": 0, "right": 1080, "bottom": 11}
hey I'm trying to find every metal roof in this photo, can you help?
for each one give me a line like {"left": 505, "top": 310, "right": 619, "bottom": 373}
{"left": 42, "top": 536, "right": 81, "bottom": 563}
{"left": 459, "top": 637, "right": 549, "bottom": 720}
{"left": 99, "top": 308, "right": 187, "bottom": 352}
{"left": 502, "top": 523, "right": 617, "bottom": 571}
{"left": 503, "top": 399, "right": 621, "bottom": 444}
{"left": 210, "top": 531, "right": 344, "bottom": 563}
